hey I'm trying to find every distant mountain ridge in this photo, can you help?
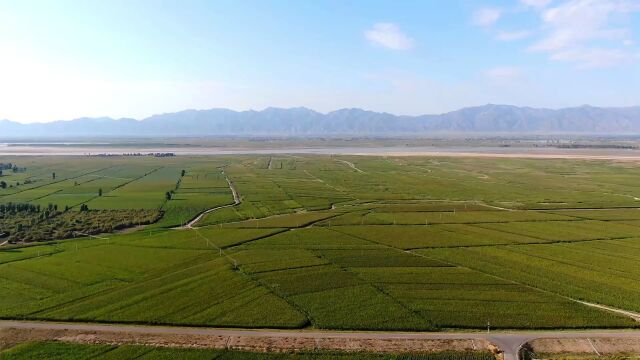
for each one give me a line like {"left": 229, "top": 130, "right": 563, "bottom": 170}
{"left": 2, "top": 104, "right": 640, "bottom": 137}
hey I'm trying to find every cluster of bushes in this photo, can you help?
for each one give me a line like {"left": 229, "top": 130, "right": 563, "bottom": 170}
{"left": 0, "top": 204, "right": 161, "bottom": 243}
{"left": 0, "top": 203, "right": 62, "bottom": 238}
{"left": 0, "top": 162, "right": 29, "bottom": 188}
{"left": 0, "top": 162, "right": 26, "bottom": 173}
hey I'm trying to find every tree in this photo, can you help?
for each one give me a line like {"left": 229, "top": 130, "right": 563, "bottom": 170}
{"left": 165, "top": 191, "right": 172, "bottom": 200}
{"left": 181, "top": 169, "right": 186, "bottom": 177}
{"left": 98, "top": 188, "right": 103, "bottom": 196}
{"left": 0, "top": 169, "right": 3, "bottom": 176}
{"left": 0, "top": 181, "right": 6, "bottom": 189}
{"left": 52, "top": 172, "right": 56, "bottom": 179}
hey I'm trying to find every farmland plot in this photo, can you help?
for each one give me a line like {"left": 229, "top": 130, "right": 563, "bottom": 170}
{"left": 3, "top": 154, "right": 640, "bottom": 331}
{"left": 422, "top": 238, "right": 640, "bottom": 313}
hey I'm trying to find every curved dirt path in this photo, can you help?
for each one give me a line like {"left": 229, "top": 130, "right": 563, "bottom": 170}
{"left": 179, "top": 171, "right": 240, "bottom": 229}
{"left": 578, "top": 301, "right": 640, "bottom": 322}
{"left": 336, "top": 159, "right": 365, "bottom": 173}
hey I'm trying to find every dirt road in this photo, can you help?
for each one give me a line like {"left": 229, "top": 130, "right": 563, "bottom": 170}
{"left": 336, "top": 159, "right": 365, "bottom": 173}
{"left": 2, "top": 320, "right": 640, "bottom": 360}
{"left": 179, "top": 171, "right": 240, "bottom": 229}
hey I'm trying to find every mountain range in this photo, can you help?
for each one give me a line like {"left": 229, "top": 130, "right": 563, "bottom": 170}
{"left": 2, "top": 104, "right": 640, "bottom": 138}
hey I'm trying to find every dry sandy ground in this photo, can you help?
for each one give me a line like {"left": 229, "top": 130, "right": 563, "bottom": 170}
{"left": 3, "top": 144, "right": 640, "bottom": 162}
{"left": 528, "top": 337, "right": 640, "bottom": 358}
{"left": 0, "top": 327, "right": 492, "bottom": 355}
{"left": 350, "top": 150, "right": 640, "bottom": 161}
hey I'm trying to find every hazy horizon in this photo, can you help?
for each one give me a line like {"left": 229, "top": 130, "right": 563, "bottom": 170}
{"left": 3, "top": 103, "right": 640, "bottom": 124}
{"left": 1, "top": 0, "right": 639, "bottom": 124}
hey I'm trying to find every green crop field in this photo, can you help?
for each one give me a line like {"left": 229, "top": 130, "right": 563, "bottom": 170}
{"left": 0, "top": 341, "right": 495, "bottom": 360}
{"left": 1, "top": 154, "right": 640, "bottom": 331}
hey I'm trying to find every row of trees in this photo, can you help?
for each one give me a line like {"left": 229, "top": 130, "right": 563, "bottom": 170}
{"left": 0, "top": 164, "right": 27, "bottom": 175}
{"left": 0, "top": 163, "right": 24, "bottom": 171}
{"left": 0, "top": 202, "right": 62, "bottom": 214}
{"left": 0, "top": 202, "right": 42, "bottom": 214}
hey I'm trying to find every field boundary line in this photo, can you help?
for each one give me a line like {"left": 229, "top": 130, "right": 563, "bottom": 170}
{"left": 24, "top": 253, "right": 218, "bottom": 317}
{"left": 219, "top": 210, "right": 361, "bottom": 251}
{"left": 0, "top": 248, "right": 65, "bottom": 266}
{"left": 403, "top": 235, "right": 640, "bottom": 251}
{"left": 302, "top": 170, "right": 356, "bottom": 200}
{"left": 494, "top": 242, "right": 640, "bottom": 282}
{"left": 219, "top": 229, "right": 290, "bottom": 249}
{"left": 321, "top": 227, "right": 446, "bottom": 328}
{"left": 0, "top": 165, "right": 117, "bottom": 198}
{"left": 72, "top": 166, "right": 164, "bottom": 210}
{"left": 204, "top": 203, "right": 349, "bottom": 229}
{"left": 409, "top": 249, "right": 640, "bottom": 324}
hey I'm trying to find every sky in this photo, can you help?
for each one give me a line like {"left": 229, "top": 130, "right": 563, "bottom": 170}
{"left": 0, "top": 0, "right": 639, "bottom": 123}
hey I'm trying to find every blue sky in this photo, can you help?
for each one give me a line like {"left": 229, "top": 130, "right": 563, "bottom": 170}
{"left": 0, "top": 0, "right": 638, "bottom": 122}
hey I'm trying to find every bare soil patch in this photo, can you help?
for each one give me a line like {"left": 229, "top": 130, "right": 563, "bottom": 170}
{"left": 0, "top": 327, "right": 490, "bottom": 354}
{"left": 529, "top": 337, "right": 640, "bottom": 356}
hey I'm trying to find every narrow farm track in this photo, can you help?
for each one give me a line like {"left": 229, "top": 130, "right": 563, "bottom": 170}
{"left": 303, "top": 170, "right": 355, "bottom": 199}
{"left": 179, "top": 170, "right": 240, "bottom": 229}
{"left": 480, "top": 203, "right": 515, "bottom": 211}
{"left": 336, "top": 159, "right": 365, "bottom": 173}
{"left": 578, "top": 301, "right": 640, "bottom": 322}
{"left": 2, "top": 320, "right": 640, "bottom": 360}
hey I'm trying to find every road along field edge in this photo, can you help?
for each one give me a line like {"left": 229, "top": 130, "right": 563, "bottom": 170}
{"left": 0, "top": 321, "right": 495, "bottom": 357}
{"left": 4, "top": 320, "right": 640, "bottom": 360}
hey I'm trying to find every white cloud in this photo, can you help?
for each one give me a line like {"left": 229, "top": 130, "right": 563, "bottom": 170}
{"left": 521, "top": 0, "right": 553, "bottom": 7}
{"left": 528, "top": 0, "right": 640, "bottom": 68}
{"left": 364, "top": 23, "right": 414, "bottom": 50}
{"left": 496, "top": 30, "right": 532, "bottom": 41}
{"left": 472, "top": 7, "right": 502, "bottom": 27}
